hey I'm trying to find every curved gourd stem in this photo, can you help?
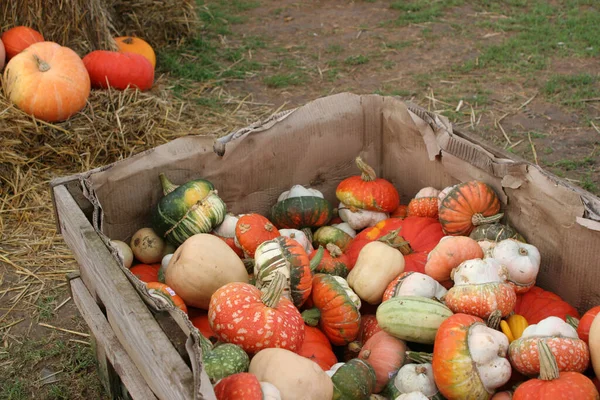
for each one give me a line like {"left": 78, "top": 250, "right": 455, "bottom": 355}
{"left": 472, "top": 213, "right": 504, "bottom": 226}
{"left": 34, "top": 55, "right": 51, "bottom": 72}
{"left": 377, "top": 228, "right": 412, "bottom": 255}
{"left": 405, "top": 351, "right": 433, "bottom": 363}
{"left": 309, "top": 245, "right": 324, "bottom": 271}
{"left": 302, "top": 227, "right": 313, "bottom": 244}
{"left": 198, "top": 333, "right": 213, "bottom": 357}
{"left": 260, "top": 271, "right": 286, "bottom": 308}
{"left": 326, "top": 243, "right": 343, "bottom": 257}
{"left": 566, "top": 315, "right": 579, "bottom": 330}
{"left": 159, "top": 173, "right": 179, "bottom": 195}
{"left": 355, "top": 156, "right": 377, "bottom": 182}
{"left": 537, "top": 340, "right": 560, "bottom": 381}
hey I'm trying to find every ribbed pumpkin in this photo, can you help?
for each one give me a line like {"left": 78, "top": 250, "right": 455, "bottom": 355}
{"left": 345, "top": 217, "right": 444, "bottom": 273}
{"left": 438, "top": 180, "right": 503, "bottom": 236}
{"left": 336, "top": 156, "right": 400, "bottom": 213}
{"left": 235, "top": 213, "right": 280, "bottom": 258}
{"left": 253, "top": 236, "right": 318, "bottom": 308}
{"left": 470, "top": 222, "right": 526, "bottom": 243}
{"left": 3, "top": 41, "right": 90, "bottom": 122}
{"left": 310, "top": 243, "right": 349, "bottom": 277}
{"left": 151, "top": 173, "right": 226, "bottom": 246}
{"left": 1, "top": 26, "right": 44, "bottom": 59}
{"left": 297, "top": 325, "right": 338, "bottom": 371}
{"left": 208, "top": 272, "right": 305, "bottom": 354}
{"left": 514, "top": 286, "right": 580, "bottom": 325}
{"left": 303, "top": 273, "right": 361, "bottom": 346}
{"left": 271, "top": 185, "right": 333, "bottom": 229}
{"left": 114, "top": 36, "right": 156, "bottom": 68}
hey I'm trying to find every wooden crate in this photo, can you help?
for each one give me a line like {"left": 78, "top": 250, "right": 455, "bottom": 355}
{"left": 52, "top": 178, "right": 215, "bottom": 400}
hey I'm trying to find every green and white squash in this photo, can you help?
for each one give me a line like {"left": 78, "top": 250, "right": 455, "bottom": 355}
{"left": 329, "top": 358, "right": 377, "bottom": 400}
{"left": 469, "top": 222, "right": 526, "bottom": 243}
{"left": 376, "top": 296, "right": 453, "bottom": 344}
{"left": 313, "top": 223, "right": 356, "bottom": 252}
{"left": 271, "top": 185, "right": 333, "bottom": 229}
{"left": 151, "top": 173, "right": 226, "bottom": 246}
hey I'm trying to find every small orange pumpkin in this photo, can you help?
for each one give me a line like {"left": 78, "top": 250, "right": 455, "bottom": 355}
{"left": 235, "top": 213, "right": 280, "bottom": 257}
{"left": 3, "top": 41, "right": 90, "bottom": 122}
{"left": 438, "top": 180, "right": 503, "bottom": 236}
{"left": 1, "top": 26, "right": 44, "bottom": 60}
{"left": 407, "top": 197, "right": 439, "bottom": 219}
{"left": 114, "top": 36, "right": 156, "bottom": 68}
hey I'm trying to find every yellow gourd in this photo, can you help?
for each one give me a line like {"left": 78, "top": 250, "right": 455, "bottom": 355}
{"left": 500, "top": 314, "right": 529, "bottom": 343}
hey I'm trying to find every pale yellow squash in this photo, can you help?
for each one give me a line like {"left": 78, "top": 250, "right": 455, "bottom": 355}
{"left": 347, "top": 241, "right": 405, "bottom": 304}
{"left": 165, "top": 233, "right": 248, "bottom": 309}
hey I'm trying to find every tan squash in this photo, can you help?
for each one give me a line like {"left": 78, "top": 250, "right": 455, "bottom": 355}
{"left": 347, "top": 241, "right": 405, "bottom": 304}
{"left": 589, "top": 312, "right": 600, "bottom": 379}
{"left": 165, "top": 233, "right": 248, "bottom": 309}
{"left": 249, "top": 348, "right": 334, "bottom": 400}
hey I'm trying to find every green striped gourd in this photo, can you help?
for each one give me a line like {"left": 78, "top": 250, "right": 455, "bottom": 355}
{"left": 376, "top": 296, "right": 453, "bottom": 344}
{"left": 271, "top": 185, "right": 333, "bottom": 229}
{"left": 151, "top": 173, "right": 226, "bottom": 246}
{"left": 199, "top": 333, "right": 249, "bottom": 383}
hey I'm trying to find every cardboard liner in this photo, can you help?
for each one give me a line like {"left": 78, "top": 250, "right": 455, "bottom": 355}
{"left": 69, "top": 92, "right": 600, "bottom": 398}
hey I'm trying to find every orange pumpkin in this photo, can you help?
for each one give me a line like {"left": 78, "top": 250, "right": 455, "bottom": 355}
{"left": 310, "top": 243, "right": 349, "bottom": 277}
{"left": 514, "top": 286, "right": 580, "bottom": 325}
{"left": 359, "top": 330, "right": 407, "bottom": 393}
{"left": 578, "top": 306, "right": 600, "bottom": 345}
{"left": 336, "top": 156, "right": 400, "bottom": 213}
{"left": 146, "top": 282, "right": 188, "bottom": 314}
{"left": 407, "top": 197, "right": 438, "bottom": 218}
{"left": 438, "top": 180, "right": 503, "bottom": 236}
{"left": 512, "top": 340, "right": 599, "bottom": 399}
{"left": 344, "top": 314, "right": 382, "bottom": 360}
{"left": 3, "top": 41, "right": 90, "bottom": 122}
{"left": 1, "top": 26, "right": 44, "bottom": 60}
{"left": 424, "top": 235, "right": 484, "bottom": 283}
{"left": 235, "top": 213, "right": 280, "bottom": 257}
{"left": 129, "top": 263, "right": 161, "bottom": 283}
{"left": 296, "top": 325, "right": 338, "bottom": 371}
{"left": 114, "top": 36, "right": 156, "bottom": 68}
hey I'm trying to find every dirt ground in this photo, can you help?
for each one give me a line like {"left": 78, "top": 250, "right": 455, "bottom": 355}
{"left": 2, "top": 0, "right": 600, "bottom": 398}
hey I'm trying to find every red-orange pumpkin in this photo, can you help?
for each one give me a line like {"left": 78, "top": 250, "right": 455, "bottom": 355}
{"left": 407, "top": 197, "right": 439, "bottom": 219}
{"left": 3, "top": 41, "right": 90, "bottom": 122}
{"left": 189, "top": 312, "right": 218, "bottom": 343}
{"left": 129, "top": 263, "right": 161, "bottom": 283}
{"left": 1, "top": 26, "right": 44, "bottom": 60}
{"left": 438, "top": 180, "right": 502, "bottom": 236}
{"left": 214, "top": 372, "right": 263, "bottom": 400}
{"left": 114, "top": 36, "right": 156, "bottom": 68}
{"left": 146, "top": 282, "right": 188, "bottom": 314}
{"left": 82, "top": 50, "right": 154, "bottom": 91}
{"left": 296, "top": 325, "right": 338, "bottom": 371}
{"left": 310, "top": 243, "right": 349, "bottom": 277}
{"left": 345, "top": 217, "right": 444, "bottom": 273}
{"left": 344, "top": 314, "right": 382, "bottom": 360}
{"left": 514, "top": 286, "right": 580, "bottom": 325}
{"left": 208, "top": 273, "right": 305, "bottom": 354}
{"left": 336, "top": 156, "right": 400, "bottom": 213}
{"left": 359, "top": 330, "right": 407, "bottom": 392}
{"left": 235, "top": 213, "right": 280, "bottom": 258}
{"left": 578, "top": 306, "right": 600, "bottom": 345}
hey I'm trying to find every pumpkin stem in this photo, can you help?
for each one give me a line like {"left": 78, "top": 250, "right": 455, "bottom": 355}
{"left": 347, "top": 340, "right": 362, "bottom": 354}
{"left": 355, "top": 156, "right": 377, "bottom": 182}
{"left": 302, "top": 227, "right": 313, "bottom": 243}
{"left": 405, "top": 351, "right": 433, "bottom": 363}
{"left": 537, "top": 340, "right": 560, "bottom": 381}
{"left": 487, "top": 310, "right": 502, "bottom": 330}
{"left": 33, "top": 55, "right": 51, "bottom": 72}
{"left": 260, "top": 272, "right": 287, "bottom": 308}
{"left": 123, "top": 37, "right": 134, "bottom": 44}
{"left": 377, "top": 228, "right": 413, "bottom": 255}
{"left": 301, "top": 308, "right": 321, "bottom": 327}
{"left": 415, "top": 365, "right": 428, "bottom": 374}
{"left": 159, "top": 173, "right": 179, "bottom": 195}
{"left": 472, "top": 212, "right": 504, "bottom": 226}
{"left": 566, "top": 315, "right": 579, "bottom": 330}
{"left": 326, "top": 243, "right": 343, "bottom": 258}
{"left": 309, "top": 245, "right": 324, "bottom": 271}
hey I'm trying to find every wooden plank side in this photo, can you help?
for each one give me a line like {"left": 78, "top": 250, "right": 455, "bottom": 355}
{"left": 55, "top": 185, "right": 196, "bottom": 400}
{"left": 70, "top": 277, "right": 157, "bottom": 400}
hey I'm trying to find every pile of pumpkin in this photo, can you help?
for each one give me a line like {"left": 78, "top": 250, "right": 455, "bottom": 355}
{"left": 0, "top": 25, "right": 156, "bottom": 123}
{"left": 110, "top": 156, "right": 600, "bottom": 400}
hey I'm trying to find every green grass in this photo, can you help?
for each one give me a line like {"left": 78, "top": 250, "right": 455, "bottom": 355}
{"left": 263, "top": 73, "right": 307, "bottom": 88}
{"left": 390, "top": 0, "right": 464, "bottom": 26}
{"left": 344, "top": 55, "right": 370, "bottom": 66}
{"left": 543, "top": 74, "right": 600, "bottom": 107}
{"left": 461, "top": 2, "right": 600, "bottom": 72}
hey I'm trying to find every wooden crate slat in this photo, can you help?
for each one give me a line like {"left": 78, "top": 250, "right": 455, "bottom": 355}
{"left": 54, "top": 185, "right": 198, "bottom": 400}
{"left": 70, "top": 277, "right": 157, "bottom": 400}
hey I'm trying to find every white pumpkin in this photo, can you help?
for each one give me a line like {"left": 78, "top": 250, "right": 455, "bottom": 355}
{"left": 338, "top": 202, "right": 388, "bottom": 231}
{"left": 278, "top": 184, "right": 324, "bottom": 201}
{"left": 394, "top": 363, "right": 438, "bottom": 397}
{"left": 213, "top": 213, "right": 240, "bottom": 238}
{"left": 415, "top": 187, "right": 440, "bottom": 198}
{"left": 279, "top": 229, "right": 313, "bottom": 255}
{"left": 392, "top": 272, "right": 447, "bottom": 301}
{"left": 260, "top": 382, "right": 282, "bottom": 400}
{"left": 467, "top": 323, "right": 512, "bottom": 393}
{"left": 490, "top": 239, "right": 541, "bottom": 290}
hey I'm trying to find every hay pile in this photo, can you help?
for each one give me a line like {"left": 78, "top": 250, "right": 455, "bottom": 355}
{"left": 0, "top": 75, "right": 275, "bottom": 344}
{"left": 1, "top": 0, "right": 198, "bottom": 54}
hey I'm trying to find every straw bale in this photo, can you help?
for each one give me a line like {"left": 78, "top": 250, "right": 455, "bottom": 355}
{"left": 1, "top": 0, "right": 118, "bottom": 54}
